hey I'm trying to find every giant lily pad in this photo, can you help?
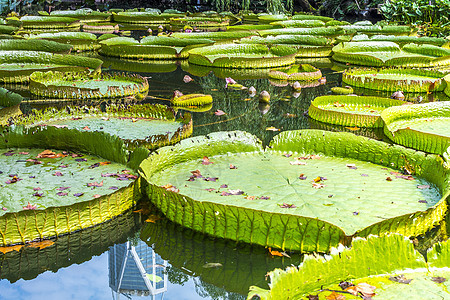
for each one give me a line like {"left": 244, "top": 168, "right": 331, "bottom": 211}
{"left": 257, "top": 26, "right": 345, "bottom": 38}
{"left": 269, "top": 64, "right": 322, "bottom": 81}
{"left": 170, "top": 30, "right": 253, "bottom": 41}
{"left": 352, "top": 34, "right": 448, "bottom": 46}
{"left": 19, "top": 16, "right": 80, "bottom": 29}
{"left": 139, "top": 130, "right": 449, "bottom": 252}
{"left": 0, "top": 124, "right": 144, "bottom": 245}
{"left": 50, "top": 9, "right": 111, "bottom": 23}
{"left": 332, "top": 41, "right": 450, "bottom": 67}
{"left": 308, "top": 95, "right": 405, "bottom": 127}
{"left": 381, "top": 102, "right": 450, "bottom": 155}
{"left": 237, "top": 35, "right": 333, "bottom": 58}
{"left": 187, "top": 44, "right": 297, "bottom": 69}
{"left": 29, "top": 71, "right": 149, "bottom": 99}
{"left": 0, "top": 50, "right": 103, "bottom": 83}
{"left": 112, "top": 11, "right": 183, "bottom": 24}
{"left": 12, "top": 103, "right": 192, "bottom": 151}
{"left": 26, "top": 32, "right": 99, "bottom": 51}
{"left": 98, "top": 36, "right": 204, "bottom": 60}
{"left": 170, "top": 16, "right": 232, "bottom": 27}
{"left": 0, "top": 39, "right": 72, "bottom": 53}
{"left": 342, "top": 68, "right": 447, "bottom": 93}
{"left": 248, "top": 235, "right": 450, "bottom": 300}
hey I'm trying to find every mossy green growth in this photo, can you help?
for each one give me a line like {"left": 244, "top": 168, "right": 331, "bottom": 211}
{"left": 247, "top": 235, "right": 450, "bottom": 300}
{"left": 29, "top": 71, "right": 149, "bottom": 99}
{"left": 343, "top": 68, "right": 446, "bottom": 93}
{"left": 268, "top": 64, "right": 322, "bottom": 81}
{"left": 139, "top": 130, "right": 449, "bottom": 252}
{"left": 308, "top": 95, "right": 406, "bottom": 128}
{"left": 381, "top": 102, "right": 450, "bottom": 155}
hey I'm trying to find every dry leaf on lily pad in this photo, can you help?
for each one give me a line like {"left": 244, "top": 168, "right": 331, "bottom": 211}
{"left": 345, "top": 126, "right": 360, "bottom": 131}
{"left": 389, "top": 275, "right": 412, "bottom": 284}
{"left": 431, "top": 277, "right": 447, "bottom": 283}
{"left": 27, "top": 239, "right": 55, "bottom": 250}
{"left": 0, "top": 244, "right": 24, "bottom": 254}
{"left": 201, "top": 156, "right": 213, "bottom": 165}
{"left": 37, "top": 150, "right": 66, "bottom": 158}
{"left": 325, "top": 291, "right": 346, "bottom": 300}
{"left": 345, "top": 282, "right": 376, "bottom": 298}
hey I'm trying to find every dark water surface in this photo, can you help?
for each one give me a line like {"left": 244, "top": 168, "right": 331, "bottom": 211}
{"left": 0, "top": 57, "right": 448, "bottom": 300}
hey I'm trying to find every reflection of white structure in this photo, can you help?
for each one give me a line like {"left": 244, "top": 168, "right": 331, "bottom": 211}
{"left": 109, "top": 240, "right": 167, "bottom": 300}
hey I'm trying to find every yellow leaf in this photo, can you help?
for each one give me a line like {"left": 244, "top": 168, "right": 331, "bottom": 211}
{"left": 145, "top": 215, "right": 162, "bottom": 223}
{"left": 345, "top": 126, "right": 360, "bottom": 131}
{"left": 266, "top": 126, "right": 280, "bottom": 131}
{"left": 0, "top": 244, "right": 24, "bottom": 254}
{"left": 27, "top": 239, "right": 55, "bottom": 250}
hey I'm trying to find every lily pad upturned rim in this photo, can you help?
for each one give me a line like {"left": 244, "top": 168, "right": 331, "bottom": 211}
{"left": 247, "top": 234, "right": 449, "bottom": 300}
{"left": 308, "top": 95, "right": 406, "bottom": 128}
{"left": 29, "top": 70, "right": 149, "bottom": 99}
{"left": 139, "top": 130, "right": 449, "bottom": 253}
{"left": 0, "top": 124, "right": 145, "bottom": 246}
{"left": 342, "top": 67, "right": 447, "bottom": 92}
{"left": 381, "top": 101, "right": 450, "bottom": 155}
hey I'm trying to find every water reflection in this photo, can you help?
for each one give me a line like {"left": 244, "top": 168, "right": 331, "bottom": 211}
{"left": 109, "top": 240, "right": 167, "bottom": 300}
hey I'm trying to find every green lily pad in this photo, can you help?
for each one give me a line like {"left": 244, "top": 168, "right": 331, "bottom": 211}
{"left": 29, "top": 71, "right": 149, "bottom": 99}
{"left": 139, "top": 130, "right": 449, "bottom": 252}
{"left": 19, "top": 16, "right": 80, "bottom": 29}
{"left": 352, "top": 34, "right": 448, "bottom": 47}
{"left": 187, "top": 44, "right": 297, "bottom": 69}
{"left": 0, "top": 50, "right": 103, "bottom": 83}
{"left": 12, "top": 103, "right": 193, "bottom": 151}
{"left": 98, "top": 36, "right": 191, "bottom": 60}
{"left": 112, "top": 11, "right": 183, "bottom": 24}
{"left": 0, "top": 39, "right": 72, "bottom": 53}
{"left": 381, "top": 102, "right": 450, "bottom": 155}
{"left": 171, "top": 93, "right": 213, "bottom": 106}
{"left": 308, "top": 95, "right": 405, "bottom": 128}
{"left": 0, "top": 148, "right": 136, "bottom": 216}
{"left": 146, "top": 273, "right": 163, "bottom": 283}
{"left": 26, "top": 32, "right": 99, "bottom": 51}
{"left": 248, "top": 235, "right": 450, "bottom": 300}
{"left": 268, "top": 64, "right": 322, "bottom": 81}
{"left": 332, "top": 41, "right": 450, "bottom": 67}
{"left": 0, "top": 125, "right": 142, "bottom": 246}
{"left": 343, "top": 68, "right": 446, "bottom": 92}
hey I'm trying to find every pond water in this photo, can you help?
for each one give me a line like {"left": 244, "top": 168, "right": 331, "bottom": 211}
{"left": 0, "top": 57, "right": 448, "bottom": 299}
